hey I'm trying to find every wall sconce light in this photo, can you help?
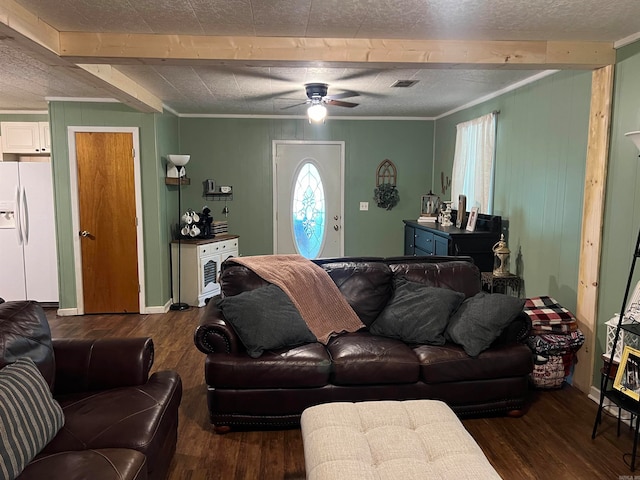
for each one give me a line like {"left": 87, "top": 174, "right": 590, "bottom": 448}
{"left": 167, "top": 154, "right": 190, "bottom": 178}
{"left": 625, "top": 131, "right": 640, "bottom": 153}
{"left": 307, "top": 103, "right": 327, "bottom": 123}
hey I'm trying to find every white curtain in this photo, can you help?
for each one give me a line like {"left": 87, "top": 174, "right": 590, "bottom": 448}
{"left": 451, "top": 112, "right": 497, "bottom": 214}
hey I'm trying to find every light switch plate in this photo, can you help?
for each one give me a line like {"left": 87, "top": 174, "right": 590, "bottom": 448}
{"left": 360, "top": 202, "right": 369, "bottom": 211}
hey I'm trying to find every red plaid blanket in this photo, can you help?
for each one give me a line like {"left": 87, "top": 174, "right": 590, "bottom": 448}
{"left": 524, "top": 296, "right": 578, "bottom": 335}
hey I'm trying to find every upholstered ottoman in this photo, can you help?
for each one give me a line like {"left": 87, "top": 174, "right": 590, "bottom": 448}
{"left": 301, "top": 400, "right": 501, "bottom": 480}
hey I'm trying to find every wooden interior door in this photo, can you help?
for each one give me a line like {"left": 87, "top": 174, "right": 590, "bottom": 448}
{"left": 76, "top": 132, "right": 139, "bottom": 313}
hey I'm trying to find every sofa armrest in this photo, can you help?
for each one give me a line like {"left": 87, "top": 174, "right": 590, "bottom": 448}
{"left": 493, "top": 312, "right": 532, "bottom": 346}
{"left": 194, "top": 301, "right": 241, "bottom": 354}
{"left": 51, "top": 337, "right": 153, "bottom": 395}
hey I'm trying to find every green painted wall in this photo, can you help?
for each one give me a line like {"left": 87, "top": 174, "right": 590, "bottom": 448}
{"left": 177, "top": 118, "right": 434, "bottom": 257}
{"left": 595, "top": 41, "right": 640, "bottom": 386}
{"left": 48, "top": 102, "right": 179, "bottom": 310}
{"left": 434, "top": 70, "right": 593, "bottom": 315}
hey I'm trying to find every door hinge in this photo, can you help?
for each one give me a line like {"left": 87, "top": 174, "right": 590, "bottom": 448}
{"left": 132, "top": 148, "right": 135, "bottom": 158}
{"left": 138, "top": 284, "right": 141, "bottom": 293}
{"left": 135, "top": 217, "right": 138, "bottom": 226}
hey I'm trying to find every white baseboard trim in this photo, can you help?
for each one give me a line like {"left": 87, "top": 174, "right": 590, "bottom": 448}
{"left": 142, "top": 301, "right": 171, "bottom": 314}
{"left": 57, "top": 303, "right": 171, "bottom": 316}
{"left": 589, "top": 385, "right": 635, "bottom": 424}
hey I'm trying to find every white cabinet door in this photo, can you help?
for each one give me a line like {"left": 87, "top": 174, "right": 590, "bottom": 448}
{"left": 0, "top": 122, "right": 50, "bottom": 154}
{"left": 39, "top": 122, "right": 51, "bottom": 153}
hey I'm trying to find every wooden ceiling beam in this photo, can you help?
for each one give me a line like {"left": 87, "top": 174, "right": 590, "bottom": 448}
{"left": 75, "top": 64, "right": 163, "bottom": 113}
{"left": 0, "top": 0, "right": 59, "bottom": 54}
{"left": 0, "top": 0, "right": 163, "bottom": 113}
{"left": 58, "top": 33, "right": 615, "bottom": 69}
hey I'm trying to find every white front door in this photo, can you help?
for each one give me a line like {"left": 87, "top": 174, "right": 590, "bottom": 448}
{"left": 273, "top": 141, "right": 344, "bottom": 259}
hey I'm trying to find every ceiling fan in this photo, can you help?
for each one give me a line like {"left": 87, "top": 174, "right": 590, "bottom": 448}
{"left": 282, "top": 83, "right": 360, "bottom": 121}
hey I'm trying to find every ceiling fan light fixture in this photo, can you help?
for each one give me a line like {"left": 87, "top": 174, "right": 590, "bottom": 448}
{"left": 307, "top": 103, "right": 327, "bottom": 123}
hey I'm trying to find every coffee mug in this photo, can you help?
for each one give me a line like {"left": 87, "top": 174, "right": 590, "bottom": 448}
{"left": 191, "top": 212, "right": 200, "bottom": 223}
{"left": 181, "top": 226, "right": 189, "bottom": 236}
{"left": 182, "top": 213, "right": 193, "bottom": 224}
{"left": 189, "top": 225, "right": 200, "bottom": 237}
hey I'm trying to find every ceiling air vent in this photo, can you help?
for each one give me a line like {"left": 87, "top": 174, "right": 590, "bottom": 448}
{"left": 391, "top": 80, "right": 419, "bottom": 88}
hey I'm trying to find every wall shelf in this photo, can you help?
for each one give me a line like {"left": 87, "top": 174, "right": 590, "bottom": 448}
{"left": 165, "top": 177, "right": 191, "bottom": 186}
{"left": 203, "top": 186, "right": 233, "bottom": 201}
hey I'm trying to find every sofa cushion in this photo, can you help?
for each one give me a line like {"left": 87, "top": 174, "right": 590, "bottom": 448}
{"left": 0, "top": 300, "right": 56, "bottom": 390}
{"left": 44, "top": 371, "right": 181, "bottom": 480}
{"left": 389, "top": 261, "right": 482, "bottom": 299}
{"left": 370, "top": 278, "right": 465, "bottom": 345}
{"left": 205, "top": 343, "right": 332, "bottom": 389}
{"left": 217, "top": 284, "right": 317, "bottom": 358}
{"left": 18, "top": 449, "right": 147, "bottom": 480}
{"left": 318, "top": 261, "right": 394, "bottom": 326}
{"left": 414, "top": 343, "right": 535, "bottom": 383}
{"left": 0, "top": 357, "right": 64, "bottom": 480}
{"left": 327, "top": 332, "right": 420, "bottom": 385}
{"left": 445, "top": 292, "right": 526, "bottom": 357}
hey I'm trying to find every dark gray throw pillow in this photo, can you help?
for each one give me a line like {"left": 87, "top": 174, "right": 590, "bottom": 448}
{"left": 370, "top": 277, "right": 465, "bottom": 345}
{"left": 445, "top": 291, "right": 525, "bottom": 357}
{"left": 217, "top": 284, "right": 317, "bottom": 358}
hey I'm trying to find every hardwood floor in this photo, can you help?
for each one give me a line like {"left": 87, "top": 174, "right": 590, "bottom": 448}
{"left": 46, "top": 307, "right": 635, "bottom": 479}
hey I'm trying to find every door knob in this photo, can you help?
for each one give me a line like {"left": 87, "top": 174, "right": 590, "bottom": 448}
{"left": 79, "top": 230, "right": 91, "bottom": 237}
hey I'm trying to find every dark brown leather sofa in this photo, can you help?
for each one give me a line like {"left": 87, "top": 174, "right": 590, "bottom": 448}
{"left": 0, "top": 300, "right": 182, "bottom": 480}
{"left": 194, "top": 256, "right": 533, "bottom": 432}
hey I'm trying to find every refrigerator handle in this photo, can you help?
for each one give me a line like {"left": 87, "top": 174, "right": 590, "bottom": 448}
{"left": 21, "top": 186, "right": 29, "bottom": 245}
{"left": 15, "top": 185, "right": 23, "bottom": 246}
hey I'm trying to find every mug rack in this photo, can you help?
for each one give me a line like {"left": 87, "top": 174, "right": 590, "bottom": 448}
{"left": 203, "top": 185, "right": 233, "bottom": 201}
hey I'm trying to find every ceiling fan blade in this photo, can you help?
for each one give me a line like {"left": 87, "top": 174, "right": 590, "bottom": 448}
{"left": 280, "top": 101, "right": 309, "bottom": 110}
{"left": 246, "top": 89, "right": 300, "bottom": 102}
{"left": 325, "top": 91, "right": 360, "bottom": 101}
{"left": 326, "top": 99, "right": 359, "bottom": 108}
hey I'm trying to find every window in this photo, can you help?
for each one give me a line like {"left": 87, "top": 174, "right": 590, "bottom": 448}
{"left": 451, "top": 112, "right": 497, "bottom": 214}
{"left": 292, "top": 162, "right": 326, "bottom": 259}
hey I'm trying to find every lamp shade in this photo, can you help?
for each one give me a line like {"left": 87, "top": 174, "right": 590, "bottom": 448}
{"left": 307, "top": 104, "right": 327, "bottom": 123}
{"left": 625, "top": 131, "right": 640, "bottom": 153}
{"left": 167, "top": 154, "right": 190, "bottom": 166}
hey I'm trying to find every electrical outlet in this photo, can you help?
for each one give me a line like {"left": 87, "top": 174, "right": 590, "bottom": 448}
{"left": 359, "top": 202, "right": 369, "bottom": 211}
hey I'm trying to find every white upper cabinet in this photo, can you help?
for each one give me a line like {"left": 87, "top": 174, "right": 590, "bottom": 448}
{"left": 1, "top": 122, "right": 51, "bottom": 154}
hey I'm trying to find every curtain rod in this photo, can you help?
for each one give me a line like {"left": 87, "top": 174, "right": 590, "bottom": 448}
{"left": 493, "top": 110, "right": 501, "bottom": 115}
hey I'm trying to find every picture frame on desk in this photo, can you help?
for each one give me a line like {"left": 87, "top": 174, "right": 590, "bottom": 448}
{"left": 614, "top": 345, "right": 640, "bottom": 401}
{"left": 466, "top": 207, "right": 479, "bottom": 232}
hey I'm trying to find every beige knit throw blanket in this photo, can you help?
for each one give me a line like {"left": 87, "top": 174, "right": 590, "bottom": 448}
{"left": 228, "top": 255, "right": 364, "bottom": 344}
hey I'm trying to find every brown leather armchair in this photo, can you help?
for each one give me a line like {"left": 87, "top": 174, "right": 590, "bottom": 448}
{"left": 0, "top": 300, "right": 182, "bottom": 480}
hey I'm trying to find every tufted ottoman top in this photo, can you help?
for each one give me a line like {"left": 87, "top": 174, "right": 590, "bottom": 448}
{"left": 301, "top": 400, "right": 501, "bottom": 480}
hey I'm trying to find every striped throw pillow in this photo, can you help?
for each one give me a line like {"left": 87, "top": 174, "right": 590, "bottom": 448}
{"left": 0, "top": 357, "right": 64, "bottom": 480}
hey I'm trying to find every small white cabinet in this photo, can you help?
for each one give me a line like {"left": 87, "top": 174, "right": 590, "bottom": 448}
{"left": 171, "top": 236, "right": 239, "bottom": 307}
{"left": 1, "top": 122, "right": 51, "bottom": 154}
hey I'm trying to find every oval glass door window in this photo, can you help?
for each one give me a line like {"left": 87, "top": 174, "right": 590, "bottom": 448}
{"left": 292, "top": 162, "right": 326, "bottom": 259}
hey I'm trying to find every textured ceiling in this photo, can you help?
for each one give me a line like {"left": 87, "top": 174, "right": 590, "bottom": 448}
{"left": 1, "top": 0, "right": 639, "bottom": 116}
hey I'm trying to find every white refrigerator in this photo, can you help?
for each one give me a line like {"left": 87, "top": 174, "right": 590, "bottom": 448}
{"left": 0, "top": 161, "right": 59, "bottom": 303}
